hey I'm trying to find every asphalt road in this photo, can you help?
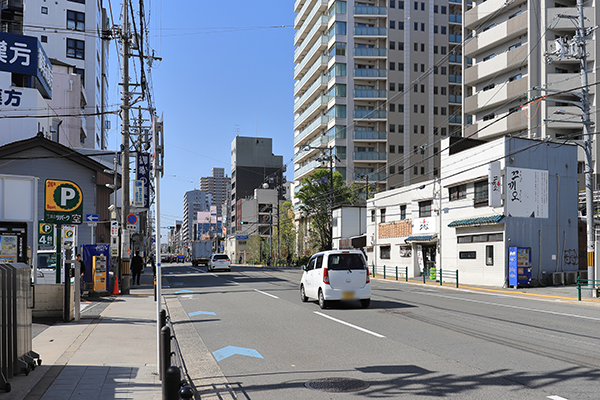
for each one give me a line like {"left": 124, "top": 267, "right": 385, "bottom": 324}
{"left": 162, "top": 263, "right": 600, "bottom": 399}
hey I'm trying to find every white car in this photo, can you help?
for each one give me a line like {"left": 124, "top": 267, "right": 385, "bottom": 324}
{"left": 36, "top": 250, "right": 58, "bottom": 284}
{"left": 300, "top": 250, "right": 371, "bottom": 309}
{"left": 208, "top": 253, "right": 231, "bottom": 271}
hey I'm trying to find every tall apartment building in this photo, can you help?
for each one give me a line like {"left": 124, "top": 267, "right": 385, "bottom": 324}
{"left": 463, "top": 0, "right": 599, "bottom": 189}
{"left": 230, "top": 136, "right": 284, "bottom": 228}
{"left": 183, "top": 189, "right": 211, "bottom": 244}
{"left": 293, "top": 0, "right": 463, "bottom": 194}
{"left": 3, "top": 0, "right": 111, "bottom": 149}
{"left": 200, "top": 168, "right": 230, "bottom": 218}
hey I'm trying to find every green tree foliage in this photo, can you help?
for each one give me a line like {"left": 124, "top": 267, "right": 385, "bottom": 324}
{"left": 296, "top": 168, "right": 360, "bottom": 251}
{"left": 247, "top": 235, "right": 263, "bottom": 262}
{"left": 274, "top": 201, "right": 296, "bottom": 261}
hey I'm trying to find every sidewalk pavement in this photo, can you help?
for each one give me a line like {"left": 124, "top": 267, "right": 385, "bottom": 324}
{"left": 5, "top": 268, "right": 161, "bottom": 400}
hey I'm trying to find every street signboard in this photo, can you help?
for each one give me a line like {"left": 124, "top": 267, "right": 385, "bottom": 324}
{"left": 110, "top": 221, "right": 118, "bottom": 237}
{"left": 127, "top": 213, "right": 138, "bottom": 232}
{"left": 38, "top": 221, "right": 54, "bottom": 247}
{"left": 136, "top": 152, "right": 150, "bottom": 208}
{"left": 44, "top": 179, "right": 83, "bottom": 224}
{"left": 133, "top": 180, "right": 144, "bottom": 207}
{"left": 86, "top": 214, "right": 99, "bottom": 222}
{"left": 236, "top": 235, "right": 248, "bottom": 240}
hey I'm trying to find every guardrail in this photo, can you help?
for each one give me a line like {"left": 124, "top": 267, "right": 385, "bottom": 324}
{"left": 426, "top": 268, "right": 459, "bottom": 288}
{"left": 371, "top": 265, "right": 409, "bottom": 281}
{"left": 576, "top": 277, "right": 600, "bottom": 301}
{"left": 161, "top": 306, "right": 195, "bottom": 400}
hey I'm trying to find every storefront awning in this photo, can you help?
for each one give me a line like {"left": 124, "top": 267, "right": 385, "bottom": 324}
{"left": 405, "top": 234, "right": 437, "bottom": 243}
{"left": 447, "top": 214, "right": 504, "bottom": 228}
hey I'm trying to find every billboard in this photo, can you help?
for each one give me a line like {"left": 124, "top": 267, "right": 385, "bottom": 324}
{"left": 0, "top": 32, "right": 53, "bottom": 99}
{"left": 505, "top": 167, "right": 548, "bottom": 218}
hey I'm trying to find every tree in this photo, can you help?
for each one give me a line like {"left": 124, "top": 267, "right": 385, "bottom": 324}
{"left": 274, "top": 201, "right": 296, "bottom": 261}
{"left": 247, "top": 235, "right": 263, "bottom": 263}
{"left": 296, "top": 168, "right": 360, "bottom": 251}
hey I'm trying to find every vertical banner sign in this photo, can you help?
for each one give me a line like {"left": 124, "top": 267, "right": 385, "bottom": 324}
{"left": 488, "top": 161, "right": 502, "bottom": 207}
{"left": 44, "top": 180, "right": 83, "bottom": 224}
{"left": 38, "top": 221, "right": 55, "bottom": 247}
{"left": 136, "top": 152, "right": 150, "bottom": 208}
{"left": 416, "top": 244, "right": 424, "bottom": 274}
{"left": 505, "top": 167, "right": 549, "bottom": 218}
{"left": 133, "top": 180, "right": 144, "bottom": 207}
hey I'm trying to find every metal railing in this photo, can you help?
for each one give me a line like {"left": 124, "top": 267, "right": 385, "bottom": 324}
{"left": 576, "top": 277, "right": 600, "bottom": 301}
{"left": 369, "top": 265, "right": 459, "bottom": 287}
{"left": 161, "top": 306, "right": 195, "bottom": 399}
{"left": 371, "top": 265, "right": 409, "bottom": 281}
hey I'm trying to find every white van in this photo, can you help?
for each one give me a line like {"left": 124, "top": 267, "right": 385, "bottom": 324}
{"left": 300, "top": 250, "right": 371, "bottom": 309}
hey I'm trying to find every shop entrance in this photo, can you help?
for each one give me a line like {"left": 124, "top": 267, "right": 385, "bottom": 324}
{"left": 422, "top": 244, "right": 436, "bottom": 275}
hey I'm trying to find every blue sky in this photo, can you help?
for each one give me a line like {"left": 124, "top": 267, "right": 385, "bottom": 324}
{"left": 107, "top": 1, "right": 296, "bottom": 229}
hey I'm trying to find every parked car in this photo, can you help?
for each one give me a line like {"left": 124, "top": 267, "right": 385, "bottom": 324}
{"left": 36, "top": 250, "right": 58, "bottom": 284}
{"left": 300, "top": 250, "right": 370, "bottom": 309}
{"left": 177, "top": 254, "right": 185, "bottom": 263}
{"left": 208, "top": 253, "right": 231, "bottom": 271}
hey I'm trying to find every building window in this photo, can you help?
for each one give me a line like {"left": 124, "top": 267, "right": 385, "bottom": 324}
{"left": 389, "top": 145, "right": 396, "bottom": 153}
{"left": 486, "top": 246, "right": 494, "bottom": 265}
{"left": 389, "top": 165, "right": 396, "bottom": 174}
{"left": 419, "top": 200, "right": 432, "bottom": 217}
{"left": 67, "top": 10, "right": 85, "bottom": 31}
{"left": 398, "top": 63, "right": 404, "bottom": 71}
{"left": 474, "top": 180, "right": 488, "bottom": 207}
{"left": 482, "top": 113, "right": 495, "bottom": 121}
{"left": 398, "top": 125, "right": 404, "bottom": 133}
{"left": 371, "top": 209, "right": 376, "bottom": 222}
{"left": 449, "top": 184, "right": 466, "bottom": 201}
{"left": 389, "top": 104, "right": 396, "bottom": 112}
{"left": 398, "top": 104, "right": 404, "bottom": 112}
{"left": 380, "top": 208, "right": 386, "bottom": 223}
{"left": 459, "top": 251, "right": 477, "bottom": 259}
{"left": 66, "top": 38, "right": 85, "bottom": 59}
{"left": 41, "top": 6, "right": 48, "bottom": 14}
{"left": 390, "top": 82, "right": 395, "bottom": 91}
{"left": 68, "top": 0, "right": 86, "bottom": 3}
{"left": 41, "top": 35, "right": 48, "bottom": 43}
{"left": 381, "top": 246, "right": 391, "bottom": 259}
{"left": 390, "top": 20, "right": 396, "bottom": 29}
{"left": 390, "top": 124, "right": 395, "bottom": 132}
{"left": 390, "top": 0, "right": 396, "bottom": 8}
{"left": 390, "top": 62, "right": 396, "bottom": 70}
{"left": 398, "top": 21, "right": 404, "bottom": 30}
{"left": 399, "top": 1, "right": 404, "bottom": 9}
{"left": 398, "top": 42, "right": 404, "bottom": 50}
{"left": 74, "top": 68, "right": 85, "bottom": 84}
{"left": 400, "top": 205, "right": 406, "bottom": 220}
{"left": 390, "top": 41, "right": 396, "bottom": 50}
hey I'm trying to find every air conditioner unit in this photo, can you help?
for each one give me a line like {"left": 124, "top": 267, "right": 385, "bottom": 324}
{"left": 565, "top": 271, "right": 577, "bottom": 285}
{"left": 551, "top": 272, "right": 564, "bottom": 286}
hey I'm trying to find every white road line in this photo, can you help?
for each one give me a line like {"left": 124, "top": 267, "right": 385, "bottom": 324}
{"left": 419, "top": 292, "right": 600, "bottom": 322}
{"left": 547, "top": 396, "right": 569, "bottom": 400}
{"left": 254, "top": 289, "right": 279, "bottom": 299}
{"left": 226, "top": 280, "right": 239, "bottom": 285}
{"left": 314, "top": 312, "right": 386, "bottom": 338}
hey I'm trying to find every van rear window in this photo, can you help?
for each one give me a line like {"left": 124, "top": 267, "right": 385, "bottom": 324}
{"left": 328, "top": 254, "right": 365, "bottom": 270}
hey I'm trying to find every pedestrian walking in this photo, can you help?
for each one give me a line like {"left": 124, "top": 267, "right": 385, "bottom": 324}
{"left": 76, "top": 254, "right": 86, "bottom": 297}
{"left": 131, "top": 251, "right": 144, "bottom": 286}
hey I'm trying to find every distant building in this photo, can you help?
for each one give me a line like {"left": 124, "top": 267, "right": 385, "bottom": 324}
{"left": 230, "top": 136, "right": 284, "bottom": 227}
{"left": 200, "top": 168, "right": 230, "bottom": 218}
{"left": 182, "top": 190, "right": 211, "bottom": 245}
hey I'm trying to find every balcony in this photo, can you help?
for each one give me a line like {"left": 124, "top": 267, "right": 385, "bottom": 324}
{"left": 294, "top": 95, "right": 330, "bottom": 130}
{"left": 294, "top": 76, "right": 329, "bottom": 113}
{"left": 354, "top": 6, "right": 387, "bottom": 15}
{"left": 353, "top": 151, "right": 386, "bottom": 161}
{"left": 449, "top": 34, "right": 462, "bottom": 43}
{"left": 464, "top": 45, "right": 528, "bottom": 86}
{"left": 353, "top": 110, "right": 386, "bottom": 119}
{"left": 448, "top": 54, "right": 462, "bottom": 64}
{"left": 354, "top": 172, "right": 387, "bottom": 181}
{"left": 449, "top": 74, "right": 462, "bottom": 83}
{"left": 294, "top": 55, "right": 328, "bottom": 96}
{"left": 353, "top": 47, "right": 387, "bottom": 57}
{"left": 449, "top": 94, "right": 462, "bottom": 104}
{"left": 353, "top": 131, "right": 387, "bottom": 140}
{"left": 353, "top": 68, "right": 387, "bottom": 78}
{"left": 449, "top": 115, "right": 462, "bottom": 124}
{"left": 353, "top": 89, "right": 387, "bottom": 99}
{"left": 294, "top": 22, "right": 328, "bottom": 62}
{"left": 294, "top": 159, "right": 323, "bottom": 181}
{"left": 294, "top": 116, "right": 330, "bottom": 145}
{"left": 449, "top": 14, "right": 462, "bottom": 23}
{"left": 464, "top": 11, "right": 527, "bottom": 58}
{"left": 463, "top": 77, "right": 527, "bottom": 114}
{"left": 294, "top": 37, "right": 329, "bottom": 79}
{"left": 294, "top": 0, "right": 328, "bottom": 33}
{"left": 354, "top": 27, "right": 387, "bottom": 36}
{"left": 546, "top": 7, "right": 595, "bottom": 31}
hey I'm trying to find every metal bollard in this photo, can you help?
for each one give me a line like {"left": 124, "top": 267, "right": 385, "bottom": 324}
{"left": 395, "top": 266, "right": 398, "bottom": 281}
{"left": 163, "top": 366, "right": 180, "bottom": 400}
{"left": 160, "top": 309, "right": 167, "bottom": 329}
{"left": 160, "top": 326, "right": 172, "bottom": 381}
{"left": 405, "top": 266, "right": 409, "bottom": 282}
{"left": 179, "top": 385, "right": 194, "bottom": 399}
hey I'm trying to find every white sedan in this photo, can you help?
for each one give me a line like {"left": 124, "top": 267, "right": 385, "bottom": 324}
{"left": 208, "top": 254, "right": 231, "bottom": 271}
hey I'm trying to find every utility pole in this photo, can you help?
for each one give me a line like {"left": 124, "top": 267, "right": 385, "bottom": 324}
{"left": 576, "top": 0, "right": 596, "bottom": 296}
{"left": 120, "top": 0, "right": 131, "bottom": 294}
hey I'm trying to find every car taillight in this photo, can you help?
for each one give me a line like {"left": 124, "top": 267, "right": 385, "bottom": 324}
{"left": 366, "top": 267, "right": 370, "bottom": 284}
{"left": 323, "top": 267, "right": 329, "bottom": 284}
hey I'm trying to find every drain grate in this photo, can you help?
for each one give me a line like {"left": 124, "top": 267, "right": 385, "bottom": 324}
{"left": 305, "top": 377, "right": 370, "bottom": 393}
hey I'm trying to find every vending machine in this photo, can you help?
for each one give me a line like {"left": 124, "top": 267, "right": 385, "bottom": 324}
{"left": 92, "top": 255, "right": 107, "bottom": 292}
{"left": 508, "top": 247, "right": 532, "bottom": 288}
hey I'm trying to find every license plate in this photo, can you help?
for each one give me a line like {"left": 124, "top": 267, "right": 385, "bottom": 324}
{"left": 342, "top": 291, "right": 354, "bottom": 300}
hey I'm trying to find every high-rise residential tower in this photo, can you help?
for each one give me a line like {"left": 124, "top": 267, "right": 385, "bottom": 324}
{"left": 201, "top": 168, "right": 231, "bottom": 218}
{"left": 463, "top": 0, "right": 599, "bottom": 190}
{"left": 293, "top": 0, "right": 463, "bottom": 194}
{"left": 183, "top": 189, "right": 211, "bottom": 245}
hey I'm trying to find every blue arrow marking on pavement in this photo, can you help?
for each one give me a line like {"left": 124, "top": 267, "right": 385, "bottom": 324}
{"left": 188, "top": 311, "right": 216, "bottom": 317}
{"left": 213, "top": 346, "right": 264, "bottom": 362}
{"left": 175, "top": 290, "right": 193, "bottom": 294}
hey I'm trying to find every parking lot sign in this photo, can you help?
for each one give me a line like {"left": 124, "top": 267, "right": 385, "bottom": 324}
{"left": 44, "top": 179, "right": 83, "bottom": 224}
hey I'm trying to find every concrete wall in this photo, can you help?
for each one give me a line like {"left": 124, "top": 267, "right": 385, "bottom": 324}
{"left": 33, "top": 284, "right": 74, "bottom": 320}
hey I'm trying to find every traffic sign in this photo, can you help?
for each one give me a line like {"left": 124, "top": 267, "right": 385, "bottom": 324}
{"left": 127, "top": 214, "right": 138, "bottom": 225}
{"left": 110, "top": 221, "right": 118, "bottom": 237}
{"left": 86, "top": 214, "right": 99, "bottom": 222}
{"left": 38, "top": 221, "right": 55, "bottom": 247}
{"left": 44, "top": 179, "right": 83, "bottom": 224}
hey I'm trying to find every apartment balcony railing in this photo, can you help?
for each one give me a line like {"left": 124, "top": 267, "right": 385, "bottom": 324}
{"left": 354, "top": 27, "right": 387, "bottom": 36}
{"left": 353, "top": 89, "right": 387, "bottom": 98}
{"left": 449, "top": 14, "right": 462, "bottom": 23}
{"left": 353, "top": 131, "right": 387, "bottom": 140}
{"left": 354, "top": 172, "right": 387, "bottom": 181}
{"left": 449, "top": 34, "right": 462, "bottom": 43}
{"left": 449, "top": 115, "right": 462, "bottom": 124}
{"left": 294, "top": 95, "right": 330, "bottom": 129}
{"left": 449, "top": 95, "right": 462, "bottom": 104}
{"left": 354, "top": 6, "right": 387, "bottom": 15}
{"left": 294, "top": 159, "right": 323, "bottom": 180}
{"left": 353, "top": 68, "right": 387, "bottom": 78}
{"left": 294, "top": 76, "right": 329, "bottom": 113}
{"left": 449, "top": 74, "right": 462, "bottom": 83}
{"left": 294, "top": 116, "right": 330, "bottom": 145}
{"left": 353, "top": 151, "right": 387, "bottom": 161}
{"left": 353, "top": 110, "right": 386, "bottom": 119}
{"left": 448, "top": 54, "right": 462, "bottom": 63}
{"left": 353, "top": 47, "right": 387, "bottom": 57}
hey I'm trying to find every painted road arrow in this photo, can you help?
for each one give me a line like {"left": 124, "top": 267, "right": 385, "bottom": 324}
{"left": 175, "top": 290, "right": 193, "bottom": 294}
{"left": 189, "top": 311, "right": 216, "bottom": 317}
{"left": 213, "top": 346, "right": 264, "bottom": 362}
